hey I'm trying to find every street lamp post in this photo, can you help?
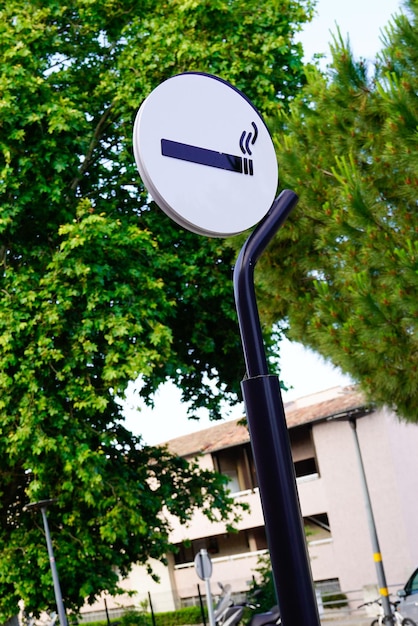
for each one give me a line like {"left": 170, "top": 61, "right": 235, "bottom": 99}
{"left": 349, "top": 420, "right": 394, "bottom": 626}
{"left": 24, "top": 499, "right": 68, "bottom": 626}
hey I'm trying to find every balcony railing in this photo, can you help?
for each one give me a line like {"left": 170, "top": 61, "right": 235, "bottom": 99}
{"left": 174, "top": 548, "right": 268, "bottom": 570}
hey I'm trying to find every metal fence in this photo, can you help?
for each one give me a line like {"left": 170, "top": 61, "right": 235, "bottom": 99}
{"left": 77, "top": 583, "right": 405, "bottom": 626}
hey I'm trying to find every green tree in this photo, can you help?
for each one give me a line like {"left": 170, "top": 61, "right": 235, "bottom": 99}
{"left": 258, "top": 0, "right": 417, "bottom": 420}
{"left": 0, "top": 0, "right": 313, "bottom": 618}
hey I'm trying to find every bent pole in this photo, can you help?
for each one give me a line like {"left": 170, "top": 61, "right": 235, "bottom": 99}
{"left": 233, "top": 189, "right": 320, "bottom": 626}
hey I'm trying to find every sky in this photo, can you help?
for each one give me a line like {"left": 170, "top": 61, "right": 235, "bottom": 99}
{"left": 122, "top": 0, "right": 402, "bottom": 446}
{"left": 296, "top": 0, "right": 401, "bottom": 65}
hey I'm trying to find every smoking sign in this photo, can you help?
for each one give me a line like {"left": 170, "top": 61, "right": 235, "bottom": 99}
{"left": 133, "top": 73, "right": 278, "bottom": 238}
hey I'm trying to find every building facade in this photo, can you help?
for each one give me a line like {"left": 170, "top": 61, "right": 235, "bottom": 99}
{"left": 82, "top": 386, "right": 418, "bottom": 617}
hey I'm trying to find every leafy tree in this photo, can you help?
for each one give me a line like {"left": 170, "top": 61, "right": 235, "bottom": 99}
{"left": 258, "top": 0, "right": 417, "bottom": 420}
{"left": 0, "top": 0, "right": 313, "bottom": 618}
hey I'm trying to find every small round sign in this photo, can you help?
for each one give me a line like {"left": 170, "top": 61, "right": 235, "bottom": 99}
{"left": 194, "top": 549, "right": 213, "bottom": 581}
{"left": 133, "top": 73, "right": 278, "bottom": 238}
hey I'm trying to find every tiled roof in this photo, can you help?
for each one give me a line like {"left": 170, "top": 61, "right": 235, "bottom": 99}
{"left": 166, "top": 419, "right": 250, "bottom": 457}
{"left": 284, "top": 386, "right": 367, "bottom": 428}
{"left": 165, "top": 386, "right": 369, "bottom": 457}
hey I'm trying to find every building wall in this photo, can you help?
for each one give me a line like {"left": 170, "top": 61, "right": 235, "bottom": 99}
{"left": 81, "top": 401, "right": 418, "bottom": 618}
{"left": 310, "top": 409, "right": 418, "bottom": 592}
{"left": 82, "top": 557, "right": 179, "bottom": 617}
{"left": 386, "top": 409, "right": 418, "bottom": 579}
{"left": 308, "top": 538, "right": 339, "bottom": 582}
{"left": 355, "top": 409, "right": 418, "bottom": 582}
{"left": 166, "top": 407, "right": 418, "bottom": 601}
{"left": 172, "top": 551, "right": 265, "bottom": 602}
{"left": 168, "top": 489, "right": 265, "bottom": 544}
{"left": 310, "top": 417, "right": 378, "bottom": 590}
{"left": 297, "top": 474, "right": 328, "bottom": 516}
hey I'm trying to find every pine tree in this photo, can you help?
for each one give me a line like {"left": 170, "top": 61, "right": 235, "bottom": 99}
{"left": 258, "top": 0, "right": 417, "bottom": 419}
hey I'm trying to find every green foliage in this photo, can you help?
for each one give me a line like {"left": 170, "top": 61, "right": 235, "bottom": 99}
{"left": 153, "top": 607, "right": 207, "bottom": 626}
{"left": 248, "top": 555, "right": 278, "bottom": 612}
{"left": 0, "top": 0, "right": 313, "bottom": 620}
{"left": 258, "top": 0, "right": 418, "bottom": 420}
{"left": 85, "top": 606, "right": 207, "bottom": 626}
{"left": 248, "top": 525, "right": 328, "bottom": 612}
{"left": 119, "top": 607, "right": 152, "bottom": 626}
{"left": 321, "top": 591, "right": 348, "bottom": 610}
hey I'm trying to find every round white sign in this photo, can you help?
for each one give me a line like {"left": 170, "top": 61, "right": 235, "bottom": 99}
{"left": 194, "top": 549, "right": 213, "bottom": 581}
{"left": 133, "top": 73, "right": 278, "bottom": 238}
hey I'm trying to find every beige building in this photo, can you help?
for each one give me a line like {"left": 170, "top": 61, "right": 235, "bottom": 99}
{"left": 83, "top": 385, "right": 418, "bottom": 618}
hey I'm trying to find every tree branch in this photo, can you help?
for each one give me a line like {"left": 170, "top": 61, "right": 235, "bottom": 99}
{"left": 70, "top": 103, "right": 115, "bottom": 192}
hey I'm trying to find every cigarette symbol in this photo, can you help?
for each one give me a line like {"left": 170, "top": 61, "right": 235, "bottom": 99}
{"left": 161, "top": 122, "right": 258, "bottom": 176}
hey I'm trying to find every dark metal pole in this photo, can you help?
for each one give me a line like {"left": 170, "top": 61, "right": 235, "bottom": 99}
{"left": 148, "top": 591, "right": 156, "bottom": 626}
{"left": 349, "top": 419, "right": 394, "bottom": 625}
{"left": 104, "top": 599, "right": 111, "bottom": 626}
{"left": 197, "top": 584, "right": 207, "bottom": 626}
{"left": 233, "top": 189, "right": 320, "bottom": 626}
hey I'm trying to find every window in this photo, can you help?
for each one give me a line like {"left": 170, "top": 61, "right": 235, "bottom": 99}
{"left": 212, "top": 443, "right": 257, "bottom": 493}
{"left": 172, "top": 527, "right": 267, "bottom": 565}
{"left": 304, "top": 513, "right": 331, "bottom": 542}
{"left": 294, "top": 457, "right": 318, "bottom": 478}
{"left": 289, "top": 426, "right": 319, "bottom": 479}
{"left": 315, "top": 578, "right": 341, "bottom": 595}
{"left": 406, "top": 568, "right": 418, "bottom": 596}
{"left": 315, "top": 579, "right": 347, "bottom": 610}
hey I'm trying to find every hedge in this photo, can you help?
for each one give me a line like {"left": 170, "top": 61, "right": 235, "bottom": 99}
{"left": 80, "top": 606, "right": 207, "bottom": 626}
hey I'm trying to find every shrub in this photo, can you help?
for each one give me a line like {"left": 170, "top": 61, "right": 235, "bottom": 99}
{"left": 119, "top": 609, "right": 152, "bottom": 626}
{"left": 154, "top": 607, "right": 206, "bottom": 626}
{"left": 321, "top": 592, "right": 348, "bottom": 610}
{"left": 77, "top": 605, "right": 206, "bottom": 626}
{"left": 116, "top": 606, "right": 206, "bottom": 626}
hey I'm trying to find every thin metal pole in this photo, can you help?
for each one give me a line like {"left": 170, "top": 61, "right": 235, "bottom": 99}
{"left": 349, "top": 419, "right": 394, "bottom": 625}
{"left": 39, "top": 506, "right": 68, "bottom": 626}
{"left": 233, "top": 189, "right": 320, "bottom": 626}
{"left": 197, "top": 585, "right": 207, "bottom": 626}
{"left": 148, "top": 591, "right": 156, "bottom": 626}
{"left": 104, "top": 599, "right": 111, "bottom": 626}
